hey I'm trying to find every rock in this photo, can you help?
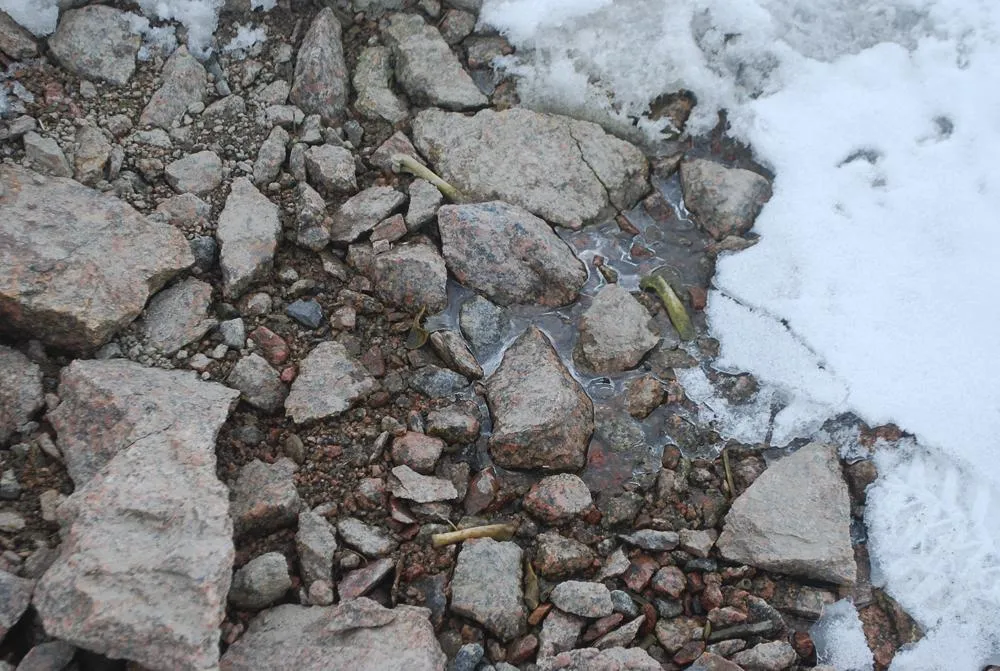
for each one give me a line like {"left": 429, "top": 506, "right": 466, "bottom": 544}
{"left": 426, "top": 405, "right": 480, "bottom": 444}
{"left": 369, "top": 242, "right": 448, "bottom": 313}
{"left": 217, "top": 177, "right": 282, "bottom": 299}
{"left": 0, "top": 346, "right": 43, "bottom": 445}
{"left": 680, "top": 158, "right": 772, "bottom": 240}
{"left": 391, "top": 431, "right": 445, "bottom": 473}
{"left": 305, "top": 144, "right": 357, "bottom": 196}
{"left": 625, "top": 375, "right": 665, "bottom": 419}
{"left": 229, "top": 553, "right": 291, "bottom": 610}
{"left": 338, "top": 558, "right": 396, "bottom": 601}
{"left": 73, "top": 125, "right": 112, "bottom": 186}
{"left": 371, "top": 214, "right": 408, "bottom": 243}
{"left": 487, "top": 327, "right": 594, "bottom": 471}
{"left": 336, "top": 517, "right": 398, "bottom": 557}
{"left": 0, "top": 511, "right": 24, "bottom": 532}
{"left": 689, "top": 653, "right": 746, "bottom": 671}
{"left": 296, "top": 511, "right": 336, "bottom": 586}
{"left": 330, "top": 186, "right": 407, "bottom": 244}
{"left": 219, "top": 318, "right": 246, "bottom": 349}
{"left": 539, "top": 609, "right": 585, "bottom": 658}
{"left": 0, "top": 569, "right": 33, "bottom": 639}
{"left": 405, "top": 178, "right": 442, "bottom": 231}
{"left": 450, "top": 643, "right": 484, "bottom": 671}
{"left": 230, "top": 458, "right": 301, "bottom": 536}
{"left": 619, "top": 529, "right": 679, "bottom": 552}
{"left": 464, "top": 467, "right": 498, "bottom": 515}
{"left": 23, "top": 132, "right": 71, "bottom": 177}
{"left": 439, "top": 9, "right": 475, "bottom": 44}
{"left": 730, "top": 640, "right": 797, "bottom": 671}
{"left": 249, "top": 326, "right": 288, "bottom": 365}
{"left": 413, "top": 108, "right": 648, "bottom": 228}
{"left": 286, "top": 342, "right": 377, "bottom": 423}
{"left": 679, "top": 529, "right": 718, "bottom": 558}
{"left": 576, "top": 284, "right": 659, "bottom": 372}
{"left": 139, "top": 46, "right": 206, "bottom": 128}
{"left": 437, "top": 202, "right": 587, "bottom": 307}
{"left": 286, "top": 299, "right": 323, "bottom": 329}
{"left": 460, "top": 294, "right": 510, "bottom": 356}
{"left": 383, "top": 13, "right": 486, "bottom": 110}
{"left": 48, "top": 6, "right": 139, "bottom": 85}
{"left": 289, "top": 8, "right": 349, "bottom": 124}
{"left": 35, "top": 361, "right": 237, "bottom": 671}
{"left": 549, "top": 581, "right": 613, "bottom": 619}
{"left": 651, "top": 566, "right": 685, "bottom": 599}
{"left": 295, "top": 182, "right": 331, "bottom": 251}
{"left": 165, "top": 150, "right": 223, "bottom": 194}
{"left": 0, "top": 11, "right": 37, "bottom": 59}
{"left": 655, "top": 616, "right": 703, "bottom": 654}
{"left": 429, "top": 329, "right": 483, "bottom": 379}
{"left": 389, "top": 465, "right": 458, "bottom": 503}
{"left": 370, "top": 130, "right": 420, "bottom": 172}
{"left": 218, "top": 599, "right": 445, "bottom": 671}
{"left": 597, "top": 551, "right": 631, "bottom": 582}
{"left": 451, "top": 539, "right": 525, "bottom": 641}
{"left": 409, "top": 365, "right": 469, "bottom": 398}
{"left": 594, "top": 615, "right": 644, "bottom": 650}
{"left": 157, "top": 193, "right": 210, "bottom": 228}
{"left": 227, "top": 354, "right": 287, "bottom": 413}
{"left": 0, "top": 469, "right": 20, "bottom": 500}
{"left": 353, "top": 46, "right": 409, "bottom": 124}
{"left": 534, "top": 532, "right": 596, "bottom": 579}
{"left": 716, "top": 442, "right": 856, "bottom": 585}
{"left": 138, "top": 278, "right": 216, "bottom": 355}
{"left": 609, "top": 590, "right": 639, "bottom": 618}
{"left": 205, "top": 95, "right": 247, "bottom": 118}
{"left": 524, "top": 474, "right": 594, "bottom": 524}
{"left": 253, "top": 125, "right": 289, "bottom": 186}
{"left": 16, "top": 641, "right": 77, "bottom": 670}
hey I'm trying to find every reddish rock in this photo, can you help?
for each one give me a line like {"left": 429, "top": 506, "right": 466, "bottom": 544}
{"left": 464, "top": 467, "right": 498, "bottom": 515}
{"left": 673, "top": 640, "right": 706, "bottom": 665}
{"left": 338, "top": 558, "right": 395, "bottom": 601}
{"left": 581, "top": 613, "right": 624, "bottom": 643}
{"left": 528, "top": 603, "right": 552, "bottom": 627}
{"left": 391, "top": 432, "right": 445, "bottom": 474}
{"left": 280, "top": 366, "right": 297, "bottom": 383}
{"left": 623, "top": 555, "right": 659, "bottom": 592}
{"left": 523, "top": 473, "right": 594, "bottom": 524}
{"left": 533, "top": 532, "right": 596, "bottom": 579}
{"left": 707, "top": 607, "right": 748, "bottom": 628}
{"left": 249, "top": 326, "right": 289, "bottom": 366}
{"left": 507, "top": 634, "right": 538, "bottom": 664}
{"left": 791, "top": 630, "right": 815, "bottom": 660}
{"left": 651, "top": 566, "right": 686, "bottom": 599}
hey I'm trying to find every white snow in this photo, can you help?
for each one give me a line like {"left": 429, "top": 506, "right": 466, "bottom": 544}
{"left": 483, "top": 0, "right": 1000, "bottom": 667}
{"left": 223, "top": 23, "right": 268, "bottom": 55}
{"left": 811, "top": 599, "right": 875, "bottom": 671}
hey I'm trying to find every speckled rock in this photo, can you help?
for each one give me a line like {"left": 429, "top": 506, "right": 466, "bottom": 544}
{"left": 336, "top": 517, "right": 398, "bottom": 557}
{"left": 330, "top": 186, "right": 407, "bottom": 244}
{"left": 353, "top": 46, "right": 408, "bottom": 124}
{"left": 537, "top": 647, "right": 661, "bottom": 671}
{"left": 0, "top": 569, "right": 34, "bottom": 640}
{"left": 229, "top": 552, "right": 292, "bottom": 610}
{"left": 576, "top": 284, "right": 659, "bottom": 373}
{"left": 619, "top": 529, "right": 679, "bottom": 552}
{"left": 138, "top": 278, "right": 217, "bottom": 355}
{"left": 534, "top": 532, "right": 596, "bottom": 579}
{"left": 338, "top": 557, "right": 396, "bottom": 601}
{"left": 285, "top": 342, "right": 377, "bottom": 423}
{"left": 48, "top": 6, "right": 139, "bottom": 85}
{"left": 305, "top": 144, "right": 357, "bottom": 196}
{"left": 165, "top": 150, "right": 223, "bottom": 195}
{"left": 139, "top": 46, "right": 206, "bottom": 129}
{"left": 0, "top": 345, "right": 43, "bottom": 445}
{"left": 230, "top": 458, "right": 301, "bottom": 536}
{"left": 731, "top": 640, "right": 797, "bottom": 670}
{"left": 296, "top": 511, "right": 337, "bottom": 586}
{"left": 391, "top": 432, "right": 445, "bottom": 474}
{"left": 451, "top": 539, "right": 525, "bottom": 641}
{"left": 680, "top": 158, "right": 772, "bottom": 240}
{"left": 73, "top": 124, "right": 112, "bottom": 186}
{"left": 369, "top": 242, "right": 448, "bottom": 313}
{"left": 524, "top": 474, "right": 594, "bottom": 524}
{"left": 539, "top": 609, "right": 585, "bottom": 658}
{"left": 217, "top": 178, "right": 281, "bottom": 299}
{"left": 550, "top": 581, "right": 614, "bottom": 619}
{"left": 289, "top": 8, "right": 349, "bottom": 124}
{"left": 389, "top": 465, "right": 458, "bottom": 503}
{"left": 405, "top": 178, "right": 442, "bottom": 231}
{"left": 23, "top": 132, "right": 71, "bottom": 177}
{"left": 227, "top": 354, "right": 287, "bottom": 413}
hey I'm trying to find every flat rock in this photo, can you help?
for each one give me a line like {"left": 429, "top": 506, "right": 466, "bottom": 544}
{"left": 537, "top": 647, "right": 661, "bottom": 671}
{"left": 285, "top": 342, "right": 377, "bottom": 423}
{"left": 680, "top": 158, "right": 772, "bottom": 240}
{"left": 391, "top": 431, "right": 444, "bottom": 474}
{"left": 217, "top": 178, "right": 281, "bottom": 299}
{"left": 450, "top": 539, "right": 525, "bottom": 641}
{"left": 619, "top": 529, "right": 679, "bottom": 552}
{"left": 550, "top": 581, "right": 614, "bottom": 618}
{"left": 405, "top": 178, "right": 442, "bottom": 231}
{"left": 165, "top": 150, "right": 223, "bottom": 194}
{"left": 438, "top": 201, "right": 587, "bottom": 307}
{"left": 487, "top": 327, "right": 594, "bottom": 471}
{"left": 0, "top": 11, "right": 37, "bottom": 59}
{"left": 330, "top": 186, "right": 407, "bottom": 244}
{"left": 35, "top": 361, "right": 237, "bottom": 670}
{"left": 413, "top": 108, "right": 648, "bottom": 228}
{"left": 429, "top": 329, "right": 482, "bottom": 379}
{"left": 305, "top": 144, "right": 357, "bottom": 196}
{"left": 539, "top": 609, "right": 585, "bottom": 658}
{"left": 336, "top": 517, "right": 398, "bottom": 557}
{"left": 289, "top": 8, "right": 349, "bottom": 124}
{"left": 389, "top": 465, "right": 458, "bottom": 503}
{"left": 253, "top": 125, "right": 289, "bottom": 186}
{"left": 48, "top": 6, "right": 139, "bottom": 85}
{"left": 338, "top": 557, "right": 395, "bottom": 601}
{"left": 230, "top": 458, "right": 301, "bottom": 536}
{"left": 524, "top": 474, "right": 594, "bottom": 524}
{"left": 426, "top": 404, "right": 480, "bottom": 444}
{"left": 370, "top": 242, "right": 447, "bottom": 313}
{"left": 353, "top": 46, "right": 409, "bottom": 124}
{"left": 0, "top": 569, "right": 33, "bottom": 640}
{"left": 139, "top": 46, "right": 206, "bottom": 128}
{"left": 655, "top": 616, "right": 703, "bottom": 654}
{"left": 227, "top": 353, "right": 287, "bottom": 413}
{"left": 24, "top": 132, "right": 71, "bottom": 177}
{"left": 409, "top": 365, "right": 469, "bottom": 398}
{"left": 0, "top": 166, "right": 192, "bottom": 351}
{"left": 383, "top": 13, "right": 486, "bottom": 110}
{"left": 15, "top": 641, "right": 76, "bottom": 670}
{"left": 460, "top": 294, "right": 510, "bottom": 357}
{"left": 296, "top": 511, "right": 337, "bottom": 586}
{"left": 534, "top": 532, "right": 596, "bottom": 579}
{"left": 138, "top": 278, "right": 216, "bottom": 355}
{"left": 220, "top": 599, "right": 444, "bottom": 671}
{"left": 0, "top": 345, "right": 43, "bottom": 445}
{"left": 229, "top": 552, "right": 291, "bottom": 610}
{"left": 731, "top": 640, "right": 797, "bottom": 671}
{"left": 716, "top": 442, "right": 856, "bottom": 585}
{"left": 576, "top": 284, "right": 659, "bottom": 372}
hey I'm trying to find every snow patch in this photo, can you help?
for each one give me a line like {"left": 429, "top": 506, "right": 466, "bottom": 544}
{"left": 810, "top": 599, "right": 874, "bottom": 671}
{"left": 223, "top": 23, "right": 268, "bottom": 56}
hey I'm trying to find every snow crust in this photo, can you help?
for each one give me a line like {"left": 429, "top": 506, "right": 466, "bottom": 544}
{"left": 811, "top": 599, "right": 874, "bottom": 671}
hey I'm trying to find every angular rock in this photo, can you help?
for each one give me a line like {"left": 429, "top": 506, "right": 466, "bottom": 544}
{"left": 73, "top": 125, "right": 112, "bottom": 186}
{"left": 576, "top": 284, "right": 659, "bottom": 372}
{"left": 217, "top": 178, "right": 281, "bottom": 299}
{"left": 139, "top": 46, "right": 206, "bottom": 129}
{"left": 229, "top": 552, "right": 291, "bottom": 610}
{"left": 550, "top": 581, "right": 613, "bottom": 619}
{"left": 305, "top": 144, "right": 356, "bottom": 196}
{"left": 413, "top": 108, "right": 648, "bottom": 228}
{"left": 460, "top": 294, "right": 510, "bottom": 356}
{"left": 138, "top": 278, "right": 217, "bottom": 355}
{"left": 370, "top": 130, "right": 419, "bottom": 172}
{"left": 539, "top": 609, "right": 585, "bottom": 658}
{"left": 336, "top": 517, "right": 398, "bottom": 557}
{"left": 165, "top": 150, "right": 223, "bottom": 194}
{"left": 0, "top": 345, "right": 43, "bottom": 445}
{"left": 389, "top": 465, "right": 458, "bottom": 503}
{"left": 330, "top": 186, "right": 407, "bottom": 244}
{"left": 391, "top": 431, "right": 444, "bottom": 474}
{"left": 219, "top": 599, "right": 445, "bottom": 671}
{"left": 429, "top": 329, "right": 482, "bottom": 379}
{"left": 285, "top": 342, "right": 377, "bottom": 423}
{"left": 296, "top": 511, "right": 337, "bottom": 586}
{"left": 524, "top": 474, "right": 594, "bottom": 524}
{"left": 594, "top": 615, "right": 644, "bottom": 650}
{"left": 0, "top": 569, "right": 33, "bottom": 640}
{"left": 405, "top": 178, "right": 442, "bottom": 231}
{"left": 689, "top": 653, "right": 746, "bottom": 671}
{"left": 679, "top": 529, "right": 718, "bottom": 558}
{"left": 295, "top": 182, "right": 331, "bottom": 251}
{"left": 537, "top": 647, "right": 661, "bottom": 671}
{"left": 338, "top": 557, "right": 395, "bottom": 601}
{"left": 157, "top": 193, "right": 210, "bottom": 228}
{"left": 655, "top": 616, "right": 703, "bottom": 654}
{"left": 230, "top": 458, "right": 301, "bottom": 536}
{"left": 534, "top": 532, "right": 596, "bottom": 579}
{"left": 716, "top": 442, "right": 856, "bottom": 585}
{"left": 487, "top": 327, "right": 594, "bottom": 471}
{"left": 731, "top": 640, "right": 797, "bottom": 671}
{"left": 426, "top": 405, "right": 480, "bottom": 444}
{"left": 451, "top": 539, "right": 525, "bottom": 641}
{"left": 409, "top": 365, "right": 469, "bottom": 398}
{"left": 0, "top": 11, "right": 37, "bottom": 59}
{"left": 353, "top": 46, "right": 409, "bottom": 124}
{"left": 651, "top": 566, "right": 685, "bottom": 599}
{"left": 619, "top": 529, "right": 679, "bottom": 552}
{"left": 383, "top": 13, "right": 486, "bottom": 110}
{"left": 253, "top": 125, "right": 289, "bottom": 186}
{"left": 370, "top": 242, "right": 448, "bottom": 313}
{"left": 680, "top": 158, "right": 772, "bottom": 240}
{"left": 15, "top": 641, "right": 76, "bottom": 670}
{"left": 440, "top": 8, "right": 475, "bottom": 44}
{"left": 438, "top": 202, "right": 587, "bottom": 307}
{"left": 48, "top": 6, "right": 139, "bottom": 85}
{"left": 23, "top": 132, "right": 70, "bottom": 177}
{"left": 227, "top": 353, "right": 287, "bottom": 413}
{"left": 289, "top": 8, "right": 349, "bottom": 124}
{"left": 286, "top": 299, "right": 323, "bottom": 329}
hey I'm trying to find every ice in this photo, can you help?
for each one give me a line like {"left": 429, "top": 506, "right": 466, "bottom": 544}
{"left": 810, "top": 599, "right": 874, "bottom": 671}
{"left": 136, "top": 0, "right": 224, "bottom": 58}
{"left": 223, "top": 23, "right": 268, "bottom": 55}
{"left": 125, "top": 13, "right": 179, "bottom": 61}
{"left": 0, "top": 0, "right": 58, "bottom": 36}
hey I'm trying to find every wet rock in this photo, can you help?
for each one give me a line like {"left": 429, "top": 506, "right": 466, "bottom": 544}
{"left": 537, "top": 647, "right": 660, "bottom": 671}
{"left": 227, "top": 354, "right": 287, "bottom": 413}
{"left": 680, "top": 158, "right": 772, "bottom": 240}
{"left": 460, "top": 294, "right": 510, "bottom": 356}
{"left": 23, "top": 132, "right": 71, "bottom": 177}
{"left": 413, "top": 108, "right": 648, "bottom": 228}
{"left": 217, "top": 177, "right": 281, "bottom": 299}
{"left": 383, "top": 13, "right": 486, "bottom": 110}
{"left": 625, "top": 374, "right": 665, "bottom": 419}
{"left": 534, "top": 532, "right": 596, "bottom": 579}
{"left": 286, "top": 342, "right": 377, "bottom": 423}
{"left": 336, "top": 517, "right": 398, "bottom": 557}
{"left": 487, "top": 327, "right": 594, "bottom": 471}
{"left": 229, "top": 553, "right": 291, "bottom": 610}
{"left": 331, "top": 186, "right": 407, "bottom": 244}
{"left": 524, "top": 474, "right": 594, "bottom": 524}
{"left": 289, "top": 8, "right": 349, "bottom": 124}
{"left": 253, "top": 125, "right": 289, "bottom": 186}
{"left": 305, "top": 144, "right": 357, "bottom": 196}
{"left": 138, "top": 278, "right": 216, "bottom": 355}
{"left": 451, "top": 539, "right": 525, "bottom": 641}
{"left": 429, "top": 329, "right": 482, "bottom": 379}
{"left": 219, "top": 599, "right": 445, "bottom": 670}
{"left": 427, "top": 405, "right": 481, "bottom": 444}
{"left": 655, "top": 616, "right": 703, "bottom": 654}
{"left": 438, "top": 202, "right": 587, "bottom": 307}
{"left": 0, "top": 11, "right": 37, "bottom": 59}
{"left": 353, "top": 46, "right": 409, "bottom": 124}
{"left": 406, "top": 178, "right": 442, "bottom": 231}
{"left": 73, "top": 125, "right": 112, "bottom": 186}
{"left": 550, "top": 581, "right": 613, "bottom": 619}
{"left": 0, "top": 569, "right": 33, "bottom": 639}
{"left": 620, "top": 529, "right": 679, "bottom": 552}
{"left": 370, "top": 242, "right": 448, "bottom": 313}
{"left": 230, "top": 458, "right": 301, "bottom": 536}
{"left": 576, "top": 284, "right": 659, "bottom": 373}
{"left": 165, "top": 150, "right": 223, "bottom": 194}
{"left": 730, "top": 640, "right": 797, "bottom": 670}
{"left": 0, "top": 345, "right": 43, "bottom": 445}
{"left": 391, "top": 431, "right": 445, "bottom": 473}
{"left": 389, "top": 465, "right": 458, "bottom": 503}
{"left": 286, "top": 299, "right": 323, "bottom": 329}
{"left": 338, "top": 557, "right": 395, "bottom": 601}
{"left": 15, "top": 641, "right": 76, "bottom": 670}
{"left": 294, "top": 182, "right": 331, "bottom": 251}
{"left": 717, "top": 442, "right": 856, "bottom": 585}
{"left": 48, "top": 6, "right": 139, "bottom": 85}
{"left": 296, "top": 511, "right": 337, "bottom": 586}
{"left": 409, "top": 365, "right": 469, "bottom": 398}
{"left": 539, "top": 609, "right": 585, "bottom": 658}
{"left": 139, "top": 46, "right": 206, "bottom": 128}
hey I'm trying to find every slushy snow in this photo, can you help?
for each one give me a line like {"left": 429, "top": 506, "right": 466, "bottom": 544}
{"left": 482, "top": 0, "right": 1000, "bottom": 667}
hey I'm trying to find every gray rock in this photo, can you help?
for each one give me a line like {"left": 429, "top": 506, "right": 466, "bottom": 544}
{"left": 336, "top": 517, "right": 398, "bottom": 557}
{"left": 487, "top": 327, "right": 594, "bottom": 471}
{"left": 426, "top": 405, "right": 480, "bottom": 444}
{"left": 286, "top": 299, "right": 323, "bottom": 329}
{"left": 429, "top": 329, "right": 482, "bottom": 379}
{"left": 0, "top": 569, "right": 33, "bottom": 640}
{"left": 139, "top": 46, "right": 206, "bottom": 129}
{"left": 165, "top": 150, "right": 223, "bottom": 194}
{"left": 537, "top": 647, "right": 661, "bottom": 671}
{"left": 0, "top": 345, "right": 43, "bottom": 445}
{"left": 190, "top": 236, "right": 218, "bottom": 271}
{"left": 73, "top": 125, "right": 112, "bottom": 186}
{"left": 353, "top": 0, "right": 406, "bottom": 13}
{"left": 227, "top": 354, "right": 287, "bottom": 413}
{"left": 338, "top": 557, "right": 396, "bottom": 601}
{"left": 23, "top": 132, "right": 71, "bottom": 177}
{"left": 131, "top": 127, "right": 172, "bottom": 148}
{"left": 35, "top": 361, "right": 237, "bottom": 671}
{"left": 369, "top": 242, "right": 448, "bottom": 313}
{"left": 451, "top": 539, "right": 525, "bottom": 641}
{"left": 285, "top": 342, "right": 377, "bottom": 423}
{"left": 218, "top": 599, "right": 446, "bottom": 671}
{"left": 449, "top": 643, "right": 484, "bottom": 671}
{"left": 14, "top": 640, "right": 76, "bottom": 670}
{"left": 289, "top": 8, "right": 349, "bottom": 124}
{"left": 204, "top": 94, "right": 246, "bottom": 118}
{"left": 534, "top": 531, "right": 596, "bottom": 579}
{"left": 524, "top": 474, "right": 594, "bottom": 524}
{"left": 230, "top": 458, "right": 301, "bottom": 536}
{"left": 609, "top": 590, "right": 639, "bottom": 618}
{"left": 459, "top": 294, "right": 510, "bottom": 357}
{"left": 730, "top": 640, "right": 797, "bottom": 671}
{"left": 229, "top": 552, "right": 291, "bottom": 610}
{"left": 353, "top": 46, "right": 408, "bottom": 124}
{"left": 0, "top": 11, "right": 37, "bottom": 59}
{"left": 330, "top": 186, "right": 407, "bottom": 244}
{"left": 679, "top": 529, "right": 718, "bottom": 558}
{"left": 576, "top": 284, "right": 659, "bottom": 373}
{"left": 409, "top": 365, "right": 469, "bottom": 398}
{"left": 0, "top": 469, "right": 20, "bottom": 500}
{"left": 539, "top": 609, "right": 585, "bottom": 658}
{"left": 48, "top": 6, "right": 139, "bottom": 85}
{"left": 594, "top": 615, "right": 645, "bottom": 649}
{"left": 389, "top": 465, "right": 458, "bottom": 503}
{"left": 305, "top": 144, "right": 356, "bottom": 196}
{"left": 655, "top": 616, "right": 703, "bottom": 654}
{"left": 550, "top": 581, "right": 613, "bottom": 618}
{"left": 619, "top": 529, "right": 679, "bottom": 552}
{"left": 0, "top": 511, "right": 24, "bottom": 532}
{"left": 294, "top": 182, "right": 331, "bottom": 251}
{"left": 370, "top": 130, "right": 420, "bottom": 172}
{"left": 0, "top": 167, "right": 192, "bottom": 351}
{"left": 296, "top": 511, "right": 337, "bottom": 586}
{"left": 413, "top": 108, "right": 648, "bottom": 228}
{"left": 253, "top": 125, "right": 289, "bottom": 186}
{"left": 219, "top": 318, "right": 246, "bottom": 349}
{"left": 253, "top": 81, "right": 289, "bottom": 107}
{"left": 680, "top": 158, "right": 772, "bottom": 240}
{"left": 437, "top": 202, "right": 586, "bottom": 307}
{"left": 391, "top": 431, "right": 445, "bottom": 473}
{"left": 217, "top": 177, "right": 281, "bottom": 299}
{"left": 717, "top": 442, "right": 856, "bottom": 585}
{"left": 439, "top": 9, "right": 475, "bottom": 44}
{"left": 405, "top": 178, "right": 442, "bottom": 231}
{"left": 138, "top": 278, "right": 217, "bottom": 355}
{"left": 384, "top": 13, "right": 486, "bottom": 110}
